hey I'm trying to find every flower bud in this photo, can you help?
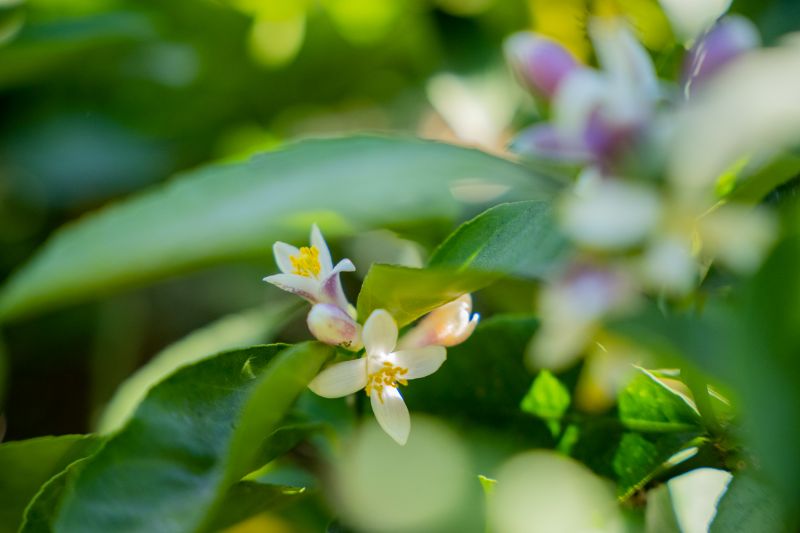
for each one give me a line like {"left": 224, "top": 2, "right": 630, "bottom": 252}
{"left": 505, "top": 32, "right": 579, "bottom": 100}
{"left": 307, "top": 303, "right": 363, "bottom": 351}
{"left": 683, "top": 16, "right": 760, "bottom": 95}
{"left": 398, "top": 294, "right": 479, "bottom": 349}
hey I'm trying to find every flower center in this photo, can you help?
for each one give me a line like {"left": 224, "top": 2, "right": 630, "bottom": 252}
{"left": 290, "top": 246, "right": 321, "bottom": 278}
{"left": 365, "top": 361, "right": 408, "bottom": 403}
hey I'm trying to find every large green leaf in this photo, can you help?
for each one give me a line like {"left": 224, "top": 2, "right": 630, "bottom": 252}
{"left": 428, "top": 200, "right": 566, "bottom": 277}
{"left": 710, "top": 474, "right": 792, "bottom": 532}
{"left": 618, "top": 369, "right": 701, "bottom": 433}
{"left": 0, "top": 136, "right": 556, "bottom": 322}
{"left": 0, "top": 435, "right": 101, "bottom": 533}
{"left": 51, "top": 342, "right": 331, "bottom": 532}
{"left": 356, "top": 264, "right": 495, "bottom": 326}
{"left": 97, "top": 299, "right": 301, "bottom": 434}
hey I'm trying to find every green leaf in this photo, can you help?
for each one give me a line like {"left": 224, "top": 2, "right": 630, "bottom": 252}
{"left": 356, "top": 264, "right": 496, "bottom": 326}
{"left": 727, "top": 153, "right": 800, "bottom": 203}
{"left": 520, "top": 370, "right": 571, "bottom": 420}
{"left": 428, "top": 201, "right": 566, "bottom": 278}
{"left": 97, "top": 300, "right": 301, "bottom": 434}
{"left": 402, "top": 314, "right": 547, "bottom": 439}
{"left": 520, "top": 370, "right": 570, "bottom": 436}
{"left": 618, "top": 369, "right": 701, "bottom": 433}
{"left": 0, "top": 136, "right": 556, "bottom": 322}
{"left": 19, "top": 456, "right": 89, "bottom": 533}
{"left": 205, "top": 481, "right": 307, "bottom": 532}
{"left": 710, "top": 474, "right": 791, "bottom": 533}
{"left": 52, "top": 342, "right": 332, "bottom": 532}
{"left": 0, "top": 435, "right": 100, "bottom": 533}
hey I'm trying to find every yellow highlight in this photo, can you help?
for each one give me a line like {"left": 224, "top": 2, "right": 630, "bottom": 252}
{"left": 366, "top": 361, "right": 408, "bottom": 402}
{"left": 290, "top": 246, "right": 321, "bottom": 278}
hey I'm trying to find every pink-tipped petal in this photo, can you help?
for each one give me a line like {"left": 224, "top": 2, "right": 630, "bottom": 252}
{"left": 307, "top": 303, "right": 363, "bottom": 351}
{"left": 263, "top": 273, "right": 320, "bottom": 303}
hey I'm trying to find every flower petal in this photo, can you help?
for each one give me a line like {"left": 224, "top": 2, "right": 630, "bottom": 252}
{"left": 363, "top": 309, "right": 398, "bottom": 357}
{"left": 263, "top": 273, "right": 319, "bottom": 302}
{"left": 273, "top": 242, "right": 300, "bottom": 274}
{"left": 370, "top": 386, "right": 410, "bottom": 445}
{"left": 310, "top": 224, "right": 333, "bottom": 274}
{"left": 308, "top": 358, "right": 367, "bottom": 398}
{"left": 391, "top": 346, "right": 446, "bottom": 380}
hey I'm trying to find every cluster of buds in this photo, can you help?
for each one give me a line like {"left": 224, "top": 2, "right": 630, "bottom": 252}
{"left": 506, "top": 14, "right": 778, "bottom": 406}
{"left": 264, "top": 225, "right": 479, "bottom": 444}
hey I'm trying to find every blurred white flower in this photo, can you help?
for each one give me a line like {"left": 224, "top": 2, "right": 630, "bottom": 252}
{"left": 560, "top": 179, "right": 662, "bottom": 250}
{"left": 489, "top": 450, "right": 625, "bottom": 533}
{"left": 398, "top": 294, "right": 479, "bottom": 349}
{"left": 575, "top": 336, "right": 649, "bottom": 413}
{"left": 264, "top": 224, "right": 356, "bottom": 314}
{"left": 638, "top": 234, "right": 698, "bottom": 295}
{"left": 698, "top": 204, "right": 777, "bottom": 274}
{"left": 528, "top": 265, "right": 637, "bottom": 371}
{"left": 658, "top": 0, "right": 732, "bottom": 42}
{"left": 308, "top": 309, "right": 446, "bottom": 445}
{"left": 307, "top": 303, "right": 363, "bottom": 351}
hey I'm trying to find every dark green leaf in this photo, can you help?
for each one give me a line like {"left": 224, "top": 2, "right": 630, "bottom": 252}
{"left": 205, "top": 481, "right": 307, "bottom": 532}
{"left": 618, "top": 369, "right": 701, "bottom": 433}
{"left": 19, "top": 456, "right": 89, "bottom": 533}
{"left": 0, "top": 435, "right": 100, "bottom": 533}
{"left": 356, "top": 264, "right": 495, "bottom": 326}
{"left": 612, "top": 432, "right": 700, "bottom": 499}
{"left": 710, "top": 474, "right": 792, "bottom": 533}
{"left": 52, "top": 342, "right": 332, "bottom": 532}
{"left": 428, "top": 201, "right": 566, "bottom": 278}
{"left": 0, "top": 137, "right": 556, "bottom": 322}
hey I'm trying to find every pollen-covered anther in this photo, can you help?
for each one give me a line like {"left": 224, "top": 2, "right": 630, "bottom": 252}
{"left": 365, "top": 361, "right": 409, "bottom": 402}
{"left": 290, "top": 246, "right": 321, "bottom": 278}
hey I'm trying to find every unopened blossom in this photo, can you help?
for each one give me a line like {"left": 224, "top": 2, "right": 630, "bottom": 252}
{"left": 307, "top": 303, "right": 363, "bottom": 351}
{"left": 683, "top": 16, "right": 760, "bottom": 97}
{"left": 397, "top": 294, "right": 479, "bottom": 350}
{"left": 308, "top": 309, "right": 446, "bottom": 445}
{"left": 264, "top": 224, "right": 356, "bottom": 314}
{"left": 504, "top": 32, "right": 579, "bottom": 101}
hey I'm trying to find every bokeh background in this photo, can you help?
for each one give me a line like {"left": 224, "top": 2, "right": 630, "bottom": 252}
{"left": 1, "top": 0, "right": 798, "bottom": 443}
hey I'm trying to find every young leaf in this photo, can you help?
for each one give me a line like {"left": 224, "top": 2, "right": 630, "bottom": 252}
{"left": 356, "top": 264, "right": 495, "bottom": 326}
{"left": 520, "top": 370, "right": 570, "bottom": 436}
{"left": 97, "top": 300, "right": 301, "bottom": 434}
{"left": 428, "top": 201, "right": 567, "bottom": 278}
{"left": 0, "top": 137, "right": 557, "bottom": 322}
{"left": 618, "top": 369, "right": 701, "bottom": 433}
{"left": 0, "top": 435, "right": 101, "bottom": 533}
{"left": 52, "top": 342, "right": 332, "bottom": 533}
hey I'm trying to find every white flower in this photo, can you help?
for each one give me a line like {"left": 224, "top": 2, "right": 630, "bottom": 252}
{"left": 397, "top": 294, "right": 479, "bottom": 350}
{"left": 264, "top": 224, "right": 356, "bottom": 314}
{"left": 308, "top": 309, "right": 447, "bottom": 445}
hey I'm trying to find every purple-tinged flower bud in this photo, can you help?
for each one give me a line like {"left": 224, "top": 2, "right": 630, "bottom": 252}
{"left": 510, "top": 124, "right": 592, "bottom": 162}
{"left": 505, "top": 32, "right": 579, "bottom": 100}
{"left": 683, "top": 16, "right": 760, "bottom": 95}
{"left": 397, "top": 294, "right": 479, "bottom": 349}
{"left": 307, "top": 303, "right": 363, "bottom": 351}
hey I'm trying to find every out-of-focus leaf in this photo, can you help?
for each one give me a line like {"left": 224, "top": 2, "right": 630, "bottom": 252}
{"left": 355, "top": 264, "right": 495, "bottom": 326}
{"left": 709, "top": 474, "right": 791, "bottom": 533}
{"left": 19, "top": 456, "right": 89, "bottom": 533}
{"left": 206, "top": 481, "right": 307, "bottom": 532}
{"left": 52, "top": 342, "right": 332, "bottom": 532}
{"left": 0, "top": 136, "right": 557, "bottom": 322}
{"left": 727, "top": 153, "right": 800, "bottom": 203}
{"left": 520, "top": 370, "right": 570, "bottom": 436}
{"left": 0, "top": 435, "right": 101, "bottom": 533}
{"left": 97, "top": 299, "right": 301, "bottom": 434}
{"left": 618, "top": 369, "right": 701, "bottom": 433}
{"left": 0, "top": 12, "right": 153, "bottom": 88}
{"left": 645, "top": 484, "right": 682, "bottom": 533}
{"left": 428, "top": 201, "right": 566, "bottom": 278}
{"left": 0, "top": 335, "right": 6, "bottom": 410}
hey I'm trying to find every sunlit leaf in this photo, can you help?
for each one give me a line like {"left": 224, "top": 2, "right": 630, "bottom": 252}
{"left": 52, "top": 342, "right": 332, "bottom": 532}
{"left": 0, "top": 435, "right": 101, "bottom": 533}
{"left": 0, "top": 136, "right": 556, "bottom": 322}
{"left": 618, "top": 369, "right": 701, "bottom": 433}
{"left": 428, "top": 201, "right": 567, "bottom": 278}
{"left": 520, "top": 370, "right": 570, "bottom": 436}
{"left": 356, "top": 264, "right": 495, "bottom": 326}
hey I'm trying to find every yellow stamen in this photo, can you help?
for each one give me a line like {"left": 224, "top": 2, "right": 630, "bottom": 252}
{"left": 365, "top": 361, "right": 408, "bottom": 403}
{"left": 290, "top": 246, "right": 321, "bottom": 278}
